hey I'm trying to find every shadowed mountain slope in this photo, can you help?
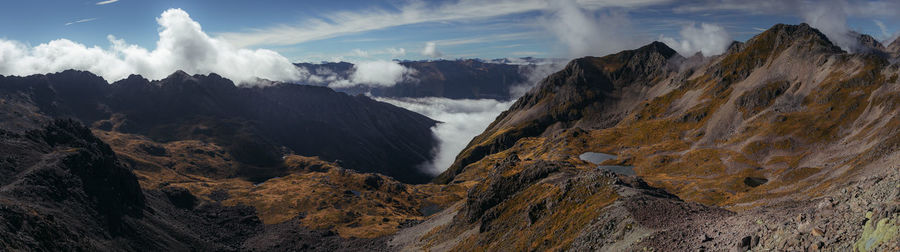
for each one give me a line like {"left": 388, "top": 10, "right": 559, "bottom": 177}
{"left": 0, "top": 71, "right": 437, "bottom": 183}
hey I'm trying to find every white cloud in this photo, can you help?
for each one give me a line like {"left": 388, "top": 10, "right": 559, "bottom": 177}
{"left": 351, "top": 48, "right": 370, "bottom": 57}
{"left": 873, "top": 20, "right": 899, "bottom": 43}
{"left": 659, "top": 23, "right": 732, "bottom": 56}
{"left": 218, "top": 0, "right": 671, "bottom": 48}
{"left": 349, "top": 47, "right": 407, "bottom": 58}
{"left": 539, "top": 0, "right": 640, "bottom": 58}
{"left": 65, "top": 18, "right": 97, "bottom": 26}
{"left": 674, "top": 0, "right": 900, "bottom": 52}
{"left": 96, "top": 0, "right": 119, "bottom": 5}
{"left": 421, "top": 42, "right": 442, "bottom": 58}
{"left": 387, "top": 47, "right": 406, "bottom": 57}
{"left": 376, "top": 97, "right": 515, "bottom": 175}
{"left": 800, "top": 0, "right": 857, "bottom": 51}
{"left": 0, "top": 8, "right": 305, "bottom": 85}
{"left": 326, "top": 60, "right": 416, "bottom": 88}
{"left": 509, "top": 60, "right": 567, "bottom": 98}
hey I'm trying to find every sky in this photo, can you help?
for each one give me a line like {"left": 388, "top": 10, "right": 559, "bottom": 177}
{"left": 1, "top": 0, "right": 898, "bottom": 65}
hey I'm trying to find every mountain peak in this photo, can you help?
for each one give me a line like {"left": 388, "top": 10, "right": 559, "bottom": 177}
{"left": 164, "top": 70, "right": 193, "bottom": 82}
{"left": 642, "top": 41, "right": 679, "bottom": 58}
{"left": 749, "top": 23, "right": 842, "bottom": 54}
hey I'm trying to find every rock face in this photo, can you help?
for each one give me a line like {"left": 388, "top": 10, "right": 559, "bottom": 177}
{"left": 0, "top": 71, "right": 437, "bottom": 183}
{"left": 0, "top": 119, "right": 393, "bottom": 250}
{"left": 889, "top": 38, "right": 900, "bottom": 58}
{"left": 398, "top": 23, "right": 900, "bottom": 251}
{"left": 297, "top": 59, "right": 529, "bottom": 100}
{"left": 436, "top": 41, "right": 681, "bottom": 184}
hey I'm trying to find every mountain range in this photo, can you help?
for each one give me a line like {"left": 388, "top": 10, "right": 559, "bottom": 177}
{"left": 0, "top": 23, "right": 899, "bottom": 251}
{"left": 410, "top": 23, "right": 900, "bottom": 251}
{"left": 296, "top": 59, "right": 536, "bottom": 100}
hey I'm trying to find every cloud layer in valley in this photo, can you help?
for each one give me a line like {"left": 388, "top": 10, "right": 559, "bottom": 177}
{"left": 0, "top": 8, "right": 304, "bottom": 84}
{"left": 324, "top": 60, "right": 417, "bottom": 88}
{"left": 376, "top": 97, "right": 515, "bottom": 175}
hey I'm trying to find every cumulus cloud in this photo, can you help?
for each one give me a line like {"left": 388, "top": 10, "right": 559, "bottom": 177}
{"left": 800, "top": 0, "right": 858, "bottom": 51}
{"left": 376, "top": 97, "right": 515, "bottom": 175}
{"left": 659, "top": 23, "right": 732, "bottom": 56}
{"left": 326, "top": 60, "right": 416, "bottom": 88}
{"left": 539, "top": 0, "right": 639, "bottom": 58}
{"left": 0, "top": 8, "right": 305, "bottom": 85}
{"left": 421, "top": 42, "right": 442, "bottom": 58}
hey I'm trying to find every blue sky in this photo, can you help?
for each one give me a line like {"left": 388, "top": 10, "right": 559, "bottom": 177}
{"left": 0, "top": 0, "right": 898, "bottom": 63}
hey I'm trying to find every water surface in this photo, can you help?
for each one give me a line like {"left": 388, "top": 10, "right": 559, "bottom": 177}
{"left": 579, "top": 152, "right": 635, "bottom": 176}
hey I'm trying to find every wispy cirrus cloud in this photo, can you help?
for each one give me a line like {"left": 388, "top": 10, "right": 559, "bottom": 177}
{"left": 218, "top": 0, "right": 671, "bottom": 48}
{"left": 95, "top": 0, "right": 119, "bottom": 5}
{"left": 431, "top": 32, "right": 536, "bottom": 47}
{"left": 65, "top": 18, "right": 97, "bottom": 26}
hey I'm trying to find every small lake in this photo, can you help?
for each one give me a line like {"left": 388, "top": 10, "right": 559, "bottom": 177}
{"left": 579, "top": 152, "right": 636, "bottom": 176}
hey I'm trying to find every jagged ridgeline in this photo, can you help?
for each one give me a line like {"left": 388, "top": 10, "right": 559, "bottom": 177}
{"left": 0, "top": 71, "right": 437, "bottom": 184}
{"left": 416, "top": 23, "right": 899, "bottom": 251}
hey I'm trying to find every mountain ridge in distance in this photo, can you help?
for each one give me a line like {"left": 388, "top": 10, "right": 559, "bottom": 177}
{"left": 296, "top": 59, "right": 550, "bottom": 100}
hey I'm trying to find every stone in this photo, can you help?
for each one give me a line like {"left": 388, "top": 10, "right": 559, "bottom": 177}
{"left": 811, "top": 228, "right": 824, "bottom": 237}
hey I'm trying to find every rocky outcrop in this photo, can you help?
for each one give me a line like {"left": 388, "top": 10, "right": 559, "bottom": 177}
{"left": 458, "top": 157, "right": 564, "bottom": 223}
{"left": 888, "top": 38, "right": 900, "bottom": 58}
{"left": 0, "top": 119, "right": 395, "bottom": 250}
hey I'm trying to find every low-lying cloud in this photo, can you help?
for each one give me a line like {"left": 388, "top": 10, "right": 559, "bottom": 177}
{"left": 376, "top": 97, "right": 515, "bottom": 175}
{"left": 326, "top": 60, "right": 417, "bottom": 88}
{"left": 659, "top": 23, "right": 732, "bottom": 56}
{"left": 540, "top": 0, "right": 639, "bottom": 58}
{"left": 421, "top": 42, "right": 442, "bottom": 58}
{"left": 0, "top": 8, "right": 304, "bottom": 84}
{"left": 509, "top": 60, "right": 568, "bottom": 98}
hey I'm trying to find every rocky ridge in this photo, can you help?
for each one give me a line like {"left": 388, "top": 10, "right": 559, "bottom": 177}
{"left": 398, "top": 23, "right": 900, "bottom": 251}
